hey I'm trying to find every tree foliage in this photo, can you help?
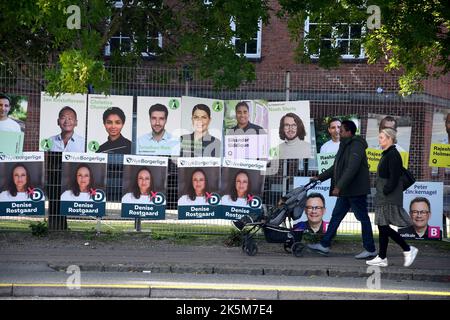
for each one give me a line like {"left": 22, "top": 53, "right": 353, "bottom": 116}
{"left": 0, "top": 0, "right": 270, "bottom": 95}
{"left": 278, "top": 0, "right": 450, "bottom": 95}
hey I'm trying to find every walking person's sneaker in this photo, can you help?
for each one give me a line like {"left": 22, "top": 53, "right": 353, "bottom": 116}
{"left": 354, "top": 250, "right": 377, "bottom": 259}
{"left": 307, "top": 243, "right": 330, "bottom": 255}
{"left": 403, "top": 246, "right": 418, "bottom": 267}
{"left": 366, "top": 255, "right": 388, "bottom": 267}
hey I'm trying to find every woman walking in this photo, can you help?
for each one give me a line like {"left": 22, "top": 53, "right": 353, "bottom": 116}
{"left": 366, "top": 128, "right": 418, "bottom": 267}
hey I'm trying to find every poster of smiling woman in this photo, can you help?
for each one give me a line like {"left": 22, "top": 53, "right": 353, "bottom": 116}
{"left": 428, "top": 108, "right": 450, "bottom": 168}
{"left": 39, "top": 92, "right": 87, "bottom": 153}
{"left": 220, "top": 158, "right": 266, "bottom": 221}
{"left": 267, "top": 101, "right": 312, "bottom": 160}
{"left": 86, "top": 95, "right": 133, "bottom": 154}
{"left": 180, "top": 96, "right": 224, "bottom": 158}
{"left": 60, "top": 152, "right": 107, "bottom": 217}
{"left": 121, "top": 155, "right": 168, "bottom": 219}
{"left": 0, "top": 152, "right": 45, "bottom": 216}
{"left": 177, "top": 157, "right": 221, "bottom": 219}
{"left": 0, "top": 94, "right": 27, "bottom": 155}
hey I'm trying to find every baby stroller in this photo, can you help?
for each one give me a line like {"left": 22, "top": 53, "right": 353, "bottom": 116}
{"left": 239, "top": 180, "right": 318, "bottom": 257}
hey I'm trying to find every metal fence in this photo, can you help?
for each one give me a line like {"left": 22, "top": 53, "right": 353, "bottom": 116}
{"left": 0, "top": 62, "right": 449, "bottom": 238}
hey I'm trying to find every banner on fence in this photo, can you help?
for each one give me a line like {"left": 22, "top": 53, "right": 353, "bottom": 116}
{"left": 293, "top": 177, "right": 333, "bottom": 235}
{"left": 268, "top": 101, "right": 312, "bottom": 159}
{"left": 60, "top": 152, "right": 107, "bottom": 217}
{"left": 39, "top": 92, "right": 87, "bottom": 153}
{"left": 0, "top": 94, "right": 27, "bottom": 156}
{"left": 223, "top": 100, "right": 269, "bottom": 159}
{"left": 87, "top": 95, "right": 133, "bottom": 154}
{"left": 220, "top": 158, "right": 266, "bottom": 221}
{"left": 0, "top": 152, "right": 45, "bottom": 216}
{"left": 121, "top": 155, "right": 168, "bottom": 219}
{"left": 177, "top": 157, "right": 221, "bottom": 219}
{"left": 136, "top": 97, "right": 182, "bottom": 156}
{"left": 400, "top": 182, "right": 444, "bottom": 240}
{"left": 429, "top": 109, "right": 450, "bottom": 168}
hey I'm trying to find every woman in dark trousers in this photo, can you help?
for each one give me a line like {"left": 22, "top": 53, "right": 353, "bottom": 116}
{"left": 366, "top": 128, "right": 418, "bottom": 267}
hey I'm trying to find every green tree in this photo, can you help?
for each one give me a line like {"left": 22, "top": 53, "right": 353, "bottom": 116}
{"left": 278, "top": 0, "right": 450, "bottom": 95}
{"left": 0, "top": 0, "right": 270, "bottom": 95}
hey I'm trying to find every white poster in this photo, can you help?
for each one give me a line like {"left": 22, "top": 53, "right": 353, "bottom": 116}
{"left": 86, "top": 95, "right": 133, "bottom": 154}
{"left": 268, "top": 101, "right": 312, "bottom": 159}
{"left": 39, "top": 92, "right": 87, "bottom": 153}
{"left": 136, "top": 97, "right": 182, "bottom": 156}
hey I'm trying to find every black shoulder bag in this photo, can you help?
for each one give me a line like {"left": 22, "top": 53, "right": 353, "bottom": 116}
{"left": 401, "top": 167, "right": 416, "bottom": 191}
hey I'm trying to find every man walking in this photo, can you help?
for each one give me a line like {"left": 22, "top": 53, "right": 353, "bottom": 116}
{"left": 308, "top": 120, "right": 376, "bottom": 259}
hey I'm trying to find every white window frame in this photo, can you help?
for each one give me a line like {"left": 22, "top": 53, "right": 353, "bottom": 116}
{"left": 104, "top": 1, "right": 163, "bottom": 57}
{"left": 230, "top": 19, "right": 262, "bottom": 59}
{"left": 304, "top": 17, "right": 365, "bottom": 60}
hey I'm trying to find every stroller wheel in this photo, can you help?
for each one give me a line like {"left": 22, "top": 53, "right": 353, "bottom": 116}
{"left": 245, "top": 242, "right": 258, "bottom": 256}
{"left": 283, "top": 241, "right": 292, "bottom": 254}
{"left": 291, "top": 242, "right": 305, "bottom": 258}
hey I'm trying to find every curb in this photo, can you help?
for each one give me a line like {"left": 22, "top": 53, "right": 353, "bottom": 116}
{"left": 48, "top": 263, "right": 450, "bottom": 283}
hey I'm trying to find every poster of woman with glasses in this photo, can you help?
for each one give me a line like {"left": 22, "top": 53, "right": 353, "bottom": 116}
{"left": 267, "top": 101, "right": 312, "bottom": 159}
{"left": 399, "top": 182, "right": 444, "bottom": 240}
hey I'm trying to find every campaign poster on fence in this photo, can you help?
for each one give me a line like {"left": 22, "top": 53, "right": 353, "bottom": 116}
{"left": 177, "top": 157, "right": 221, "bottom": 219}
{"left": 0, "top": 94, "right": 27, "bottom": 155}
{"left": 220, "top": 158, "right": 266, "bottom": 221}
{"left": 0, "top": 152, "right": 45, "bottom": 216}
{"left": 86, "top": 95, "right": 133, "bottom": 154}
{"left": 223, "top": 100, "right": 269, "bottom": 159}
{"left": 121, "top": 155, "right": 168, "bottom": 219}
{"left": 314, "top": 115, "right": 359, "bottom": 174}
{"left": 399, "top": 182, "right": 444, "bottom": 240}
{"left": 366, "top": 114, "right": 411, "bottom": 172}
{"left": 293, "top": 177, "right": 334, "bottom": 235}
{"left": 428, "top": 109, "right": 450, "bottom": 168}
{"left": 136, "top": 96, "right": 182, "bottom": 156}
{"left": 267, "top": 101, "right": 312, "bottom": 160}
{"left": 60, "top": 152, "right": 107, "bottom": 217}
{"left": 39, "top": 92, "right": 87, "bottom": 153}
{"left": 179, "top": 96, "right": 224, "bottom": 157}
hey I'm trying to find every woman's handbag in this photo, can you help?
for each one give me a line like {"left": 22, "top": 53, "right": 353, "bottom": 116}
{"left": 401, "top": 167, "right": 416, "bottom": 191}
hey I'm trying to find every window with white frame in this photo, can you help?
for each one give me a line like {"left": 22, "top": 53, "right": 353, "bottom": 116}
{"left": 104, "top": 1, "right": 163, "bottom": 57}
{"left": 304, "top": 16, "right": 365, "bottom": 59}
{"left": 230, "top": 19, "right": 262, "bottom": 59}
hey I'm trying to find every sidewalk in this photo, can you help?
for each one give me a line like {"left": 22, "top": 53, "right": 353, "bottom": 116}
{"left": 1, "top": 231, "right": 449, "bottom": 283}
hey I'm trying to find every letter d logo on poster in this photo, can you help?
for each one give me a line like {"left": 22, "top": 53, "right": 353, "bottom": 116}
{"left": 30, "top": 188, "right": 45, "bottom": 202}
{"left": 92, "top": 190, "right": 106, "bottom": 203}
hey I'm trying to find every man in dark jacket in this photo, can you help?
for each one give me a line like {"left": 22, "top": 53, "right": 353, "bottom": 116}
{"left": 307, "top": 120, "right": 376, "bottom": 259}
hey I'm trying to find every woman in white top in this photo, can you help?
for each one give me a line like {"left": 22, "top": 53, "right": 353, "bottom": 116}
{"left": 221, "top": 170, "right": 251, "bottom": 208}
{"left": 0, "top": 163, "right": 33, "bottom": 201}
{"left": 178, "top": 169, "right": 209, "bottom": 206}
{"left": 122, "top": 167, "right": 163, "bottom": 204}
{"left": 61, "top": 164, "right": 96, "bottom": 201}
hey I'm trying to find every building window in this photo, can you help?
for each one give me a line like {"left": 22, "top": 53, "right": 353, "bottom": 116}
{"left": 230, "top": 19, "right": 262, "bottom": 59}
{"left": 104, "top": 1, "right": 162, "bottom": 57}
{"left": 304, "top": 16, "right": 364, "bottom": 59}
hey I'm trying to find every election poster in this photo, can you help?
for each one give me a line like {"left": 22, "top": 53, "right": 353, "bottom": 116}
{"left": 121, "top": 155, "right": 168, "bottom": 219}
{"left": 428, "top": 108, "right": 450, "bottom": 168}
{"left": 293, "top": 177, "right": 334, "bottom": 235}
{"left": 267, "top": 101, "right": 312, "bottom": 160}
{"left": 60, "top": 152, "right": 107, "bottom": 217}
{"left": 314, "top": 115, "right": 359, "bottom": 174}
{"left": 0, "top": 152, "right": 45, "bottom": 216}
{"left": 39, "top": 92, "right": 87, "bottom": 153}
{"left": 86, "top": 95, "right": 133, "bottom": 154}
{"left": 136, "top": 96, "right": 182, "bottom": 156}
{"left": 179, "top": 96, "right": 224, "bottom": 158}
{"left": 177, "top": 157, "right": 221, "bottom": 219}
{"left": 0, "top": 94, "right": 27, "bottom": 155}
{"left": 366, "top": 114, "right": 411, "bottom": 172}
{"left": 223, "top": 100, "right": 269, "bottom": 159}
{"left": 400, "top": 182, "right": 444, "bottom": 240}
{"left": 220, "top": 158, "right": 267, "bottom": 221}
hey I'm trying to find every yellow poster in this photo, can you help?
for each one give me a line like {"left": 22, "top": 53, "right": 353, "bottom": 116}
{"left": 366, "top": 148, "right": 409, "bottom": 172}
{"left": 429, "top": 143, "right": 450, "bottom": 168}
